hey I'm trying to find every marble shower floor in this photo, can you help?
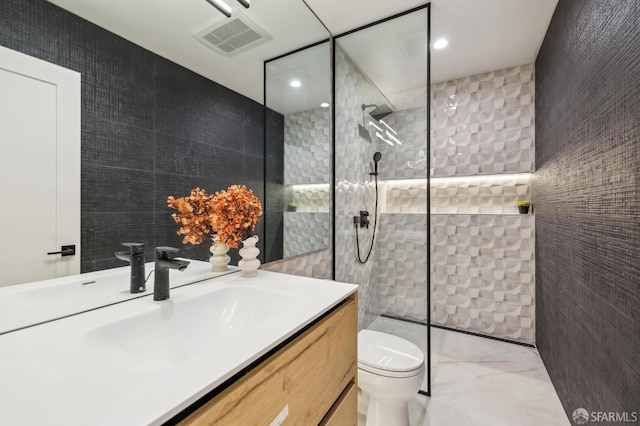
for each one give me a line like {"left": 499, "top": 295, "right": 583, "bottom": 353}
{"left": 365, "top": 317, "right": 570, "bottom": 426}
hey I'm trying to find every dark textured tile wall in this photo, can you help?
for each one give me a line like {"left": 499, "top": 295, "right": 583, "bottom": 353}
{"left": 264, "top": 108, "right": 285, "bottom": 262}
{"left": 0, "top": 0, "right": 266, "bottom": 271}
{"left": 535, "top": 0, "right": 640, "bottom": 419}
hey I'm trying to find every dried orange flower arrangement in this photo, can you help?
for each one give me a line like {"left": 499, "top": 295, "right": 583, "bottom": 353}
{"left": 167, "top": 187, "right": 215, "bottom": 245}
{"left": 167, "top": 185, "right": 262, "bottom": 249}
{"left": 210, "top": 185, "right": 262, "bottom": 249}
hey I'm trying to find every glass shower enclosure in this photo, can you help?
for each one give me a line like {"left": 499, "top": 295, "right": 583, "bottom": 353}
{"left": 332, "top": 5, "right": 431, "bottom": 395}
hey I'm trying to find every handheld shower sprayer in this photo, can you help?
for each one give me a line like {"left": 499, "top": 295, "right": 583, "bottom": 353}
{"left": 355, "top": 152, "right": 383, "bottom": 264}
{"left": 371, "top": 152, "right": 382, "bottom": 176}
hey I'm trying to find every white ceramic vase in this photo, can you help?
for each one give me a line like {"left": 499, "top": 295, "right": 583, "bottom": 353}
{"left": 238, "top": 235, "right": 260, "bottom": 277}
{"left": 209, "top": 241, "right": 230, "bottom": 272}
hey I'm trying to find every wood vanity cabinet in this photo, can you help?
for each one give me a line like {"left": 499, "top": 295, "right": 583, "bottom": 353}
{"left": 179, "top": 294, "right": 358, "bottom": 426}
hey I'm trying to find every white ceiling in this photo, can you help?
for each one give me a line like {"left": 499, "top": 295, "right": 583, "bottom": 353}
{"left": 46, "top": 0, "right": 558, "bottom": 109}
{"left": 304, "top": 0, "right": 428, "bottom": 36}
{"left": 311, "top": 0, "right": 558, "bottom": 107}
{"left": 428, "top": 0, "right": 559, "bottom": 84}
{"left": 47, "top": 0, "right": 329, "bottom": 104}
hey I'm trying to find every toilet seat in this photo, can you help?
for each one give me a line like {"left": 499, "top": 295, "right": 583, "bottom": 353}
{"left": 358, "top": 330, "right": 424, "bottom": 378}
{"left": 358, "top": 360, "right": 425, "bottom": 378}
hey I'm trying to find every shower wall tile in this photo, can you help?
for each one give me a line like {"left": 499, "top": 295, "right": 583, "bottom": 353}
{"left": 375, "top": 212, "right": 535, "bottom": 344}
{"left": 378, "top": 106, "right": 429, "bottom": 180}
{"left": 283, "top": 212, "right": 330, "bottom": 258}
{"left": 334, "top": 44, "right": 387, "bottom": 329}
{"left": 263, "top": 150, "right": 332, "bottom": 278}
{"left": 284, "top": 107, "right": 330, "bottom": 185}
{"left": 375, "top": 214, "right": 429, "bottom": 322}
{"left": 262, "top": 246, "right": 332, "bottom": 279}
{"left": 383, "top": 181, "right": 428, "bottom": 213}
{"left": 265, "top": 72, "right": 330, "bottom": 267}
{"left": 373, "top": 65, "right": 534, "bottom": 181}
{"left": 263, "top": 105, "right": 331, "bottom": 277}
{"left": 290, "top": 184, "right": 330, "bottom": 212}
{"left": 431, "top": 64, "right": 535, "bottom": 177}
{"left": 0, "top": 0, "right": 265, "bottom": 271}
{"left": 431, "top": 214, "right": 535, "bottom": 344}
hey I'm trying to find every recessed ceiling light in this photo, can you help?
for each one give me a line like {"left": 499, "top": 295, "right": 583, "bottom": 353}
{"left": 290, "top": 80, "right": 302, "bottom": 88}
{"left": 320, "top": 102, "right": 330, "bottom": 108}
{"left": 433, "top": 38, "right": 449, "bottom": 49}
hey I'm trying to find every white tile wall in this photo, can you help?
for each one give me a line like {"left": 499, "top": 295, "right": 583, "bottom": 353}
{"left": 431, "top": 214, "right": 535, "bottom": 344}
{"left": 431, "top": 65, "right": 535, "bottom": 177}
{"left": 284, "top": 107, "right": 330, "bottom": 185}
{"left": 283, "top": 212, "right": 330, "bottom": 258}
{"left": 334, "top": 44, "right": 389, "bottom": 329}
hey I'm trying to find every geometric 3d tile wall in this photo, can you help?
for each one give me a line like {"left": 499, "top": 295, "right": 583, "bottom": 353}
{"left": 284, "top": 107, "right": 330, "bottom": 185}
{"left": 376, "top": 213, "right": 535, "bottom": 345}
{"left": 334, "top": 44, "right": 387, "bottom": 329}
{"left": 377, "top": 106, "right": 428, "bottom": 180}
{"left": 431, "top": 214, "right": 535, "bottom": 344}
{"left": 263, "top": 245, "right": 332, "bottom": 279}
{"left": 431, "top": 64, "right": 535, "bottom": 177}
{"left": 290, "top": 184, "right": 330, "bottom": 212}
{"left": 283, "top": 212, "right": 330, "bottom": 258}
{"left": 375, "top": 214, "right": 428, "bottom": 322}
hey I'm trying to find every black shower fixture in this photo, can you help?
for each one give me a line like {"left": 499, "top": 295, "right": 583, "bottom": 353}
{"left": 354, "top": 152, "right": 383, "bottom": 264}
{"left": 371, "top": 151, "right": 382, "bottom": 177}
{"left": 362, "top": 103, "right": 394, "bottom": 121}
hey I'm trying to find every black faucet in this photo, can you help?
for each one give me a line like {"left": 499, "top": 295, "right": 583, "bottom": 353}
{"left": 154, "top": 247, "right": 190, "bottom": 301}
{"left": 115, "top": 243, "right": 146, "bottom": 293}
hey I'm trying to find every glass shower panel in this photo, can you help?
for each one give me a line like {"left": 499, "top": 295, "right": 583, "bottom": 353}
{"left": 334, "top": 6, "right": 430, "bottom": 394}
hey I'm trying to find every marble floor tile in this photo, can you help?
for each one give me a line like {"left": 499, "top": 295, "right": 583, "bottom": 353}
{"left": 364, "top": 317, "right": 569, "bottom": 426}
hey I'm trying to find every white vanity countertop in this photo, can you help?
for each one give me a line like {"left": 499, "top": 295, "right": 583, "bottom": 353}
{"left": 0, "top": 270, "right": 357, "bottom": 425}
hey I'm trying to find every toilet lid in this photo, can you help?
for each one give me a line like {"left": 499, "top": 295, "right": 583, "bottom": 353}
{"left": 358, "top": 330, "right": 424, "bottom": 376}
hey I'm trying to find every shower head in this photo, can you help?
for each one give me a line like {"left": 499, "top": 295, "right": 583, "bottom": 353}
{"left": 370, "top": 104, "right": 394, "bottom": 121}
{"left": 373, "top": 152, "right": 382, "bottom": 162}
{"left": 362, "top": 103, "right": 395, "bottom": 121}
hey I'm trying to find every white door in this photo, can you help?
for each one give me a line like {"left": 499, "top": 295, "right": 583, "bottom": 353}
{"left": 0, "top": 46, "right": 80, "bottom": 287}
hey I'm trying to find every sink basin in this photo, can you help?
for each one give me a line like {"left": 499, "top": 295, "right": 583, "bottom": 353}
{"left": 82, "top": 285, "right": 300, "bottom": 372}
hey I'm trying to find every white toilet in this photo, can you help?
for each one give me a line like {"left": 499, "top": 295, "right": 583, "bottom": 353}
{"left": 357, "top": 330, "right": 425, "bottom": 426}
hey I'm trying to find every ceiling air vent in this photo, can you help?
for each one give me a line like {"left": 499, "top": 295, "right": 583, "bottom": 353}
{"left": 194, "top": 10, "right": 272, "bottom": 56}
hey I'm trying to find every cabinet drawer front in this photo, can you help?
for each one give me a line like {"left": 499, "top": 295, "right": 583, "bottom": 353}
{"left": 320, "top": 383, "right": 357, "bottom": 426}
{"left": 181, "top": 294, "right": 357, "bottom": 426}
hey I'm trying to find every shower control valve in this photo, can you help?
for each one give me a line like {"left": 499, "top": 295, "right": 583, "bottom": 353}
{"left": 354, "top": 210, "right": 370, "bottom": 229}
